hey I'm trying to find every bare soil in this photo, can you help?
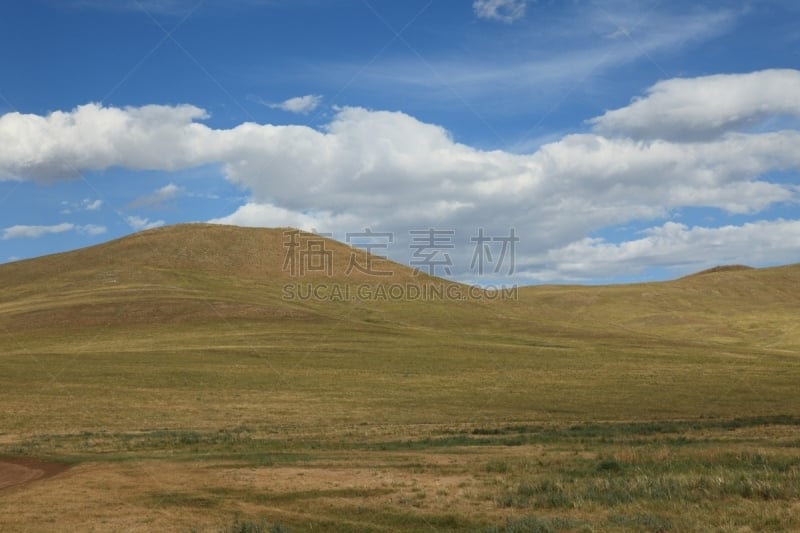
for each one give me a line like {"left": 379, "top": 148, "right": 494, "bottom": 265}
{"left": 0, "top": 457, "right": 70, "bottom": 492}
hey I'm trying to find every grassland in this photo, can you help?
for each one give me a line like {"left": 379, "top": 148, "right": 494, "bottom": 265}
{"left": 1, "top": 224, "right": 799, "bottom": 531}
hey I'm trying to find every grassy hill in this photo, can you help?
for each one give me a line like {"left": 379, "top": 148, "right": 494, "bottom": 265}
{"left": 3, "top": 222, "right": 797, "bottom": 347}
{"left": 0, "top": 223, "right": 454, "bottom": 329}
{"left": 1, "top": 224, "right": 799, "bottom": 531}
{"left": 514, "top": 262, "right": 800, "bottom": 349}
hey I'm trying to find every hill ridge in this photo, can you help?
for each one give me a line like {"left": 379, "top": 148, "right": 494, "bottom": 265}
{"left": 1, "top": 224, "right": 798, "bottom": 344}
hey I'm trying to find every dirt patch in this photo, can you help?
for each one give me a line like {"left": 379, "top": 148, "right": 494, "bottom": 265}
{"left": 0, "top": 458, "right": 70, "bottom": 492}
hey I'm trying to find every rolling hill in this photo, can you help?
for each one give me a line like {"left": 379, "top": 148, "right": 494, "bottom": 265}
{"left": 1, "top": 224, "right": 799, "bottom": 531}
{"left": 0, "top": 223, "right": 461, "bottom": 330}
{"left": 1, "top": 223, "right": 798, "bottom": 346}
{"left": 1, "top": 222, "right": 797, "bottom": 426}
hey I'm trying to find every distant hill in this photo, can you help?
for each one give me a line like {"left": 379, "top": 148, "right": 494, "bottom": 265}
{"left": 514, "top": 260, "right": 800, "bottom": 349}
{"left": 1, "top": 224, "right": 798, "bottom": 350}
{"left": 0, "top": 224, "right": 453, "bottom": 331}
{"left": 0, "top": 223, "right": 425, "bottom": 284}
{"left": 683, "top": 264, "right": 755, "bottom": 277}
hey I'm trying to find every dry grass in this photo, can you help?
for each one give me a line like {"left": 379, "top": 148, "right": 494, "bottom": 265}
{"left": 1, "top": 224, "right": 799, "bottom": 531}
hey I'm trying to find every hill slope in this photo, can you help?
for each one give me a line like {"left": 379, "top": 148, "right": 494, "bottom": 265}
{"left": 1, "top": 223, "right": 799, "bottom": 350}
{"left": 0, "top": 223, "right": 462, "bottom": 330}
{"left": 0, "top": 224, "right": 798, "bottom": 435}
{"left": 513, "top": 262, "right": 800, "bottom": 350}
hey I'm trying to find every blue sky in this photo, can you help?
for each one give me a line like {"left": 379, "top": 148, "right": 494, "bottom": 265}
{"left": 1, "top": 0, "right": 799, "bottom": 284}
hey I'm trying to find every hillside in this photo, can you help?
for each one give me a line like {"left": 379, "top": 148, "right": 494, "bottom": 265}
{"left": 0, "top": 223, "right": 464, "bottom": 331}
{"left": 1, "top": 223, "right": 798, "bottom": 424}
{"left": 0, "top": 223, "right": 426, "bottom": 284}
{"left": 1, "top": 224, "right": 799, "bottom": 531}
{"left": 513, "top": 262, "right": 800, "bottom": 350}
{"left": 2, "top": 224, "right": 798, "bottom": 346}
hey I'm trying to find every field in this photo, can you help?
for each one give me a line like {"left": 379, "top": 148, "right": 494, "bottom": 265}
{"left": 1, "top": 225, "right": 799, "bottom": 531}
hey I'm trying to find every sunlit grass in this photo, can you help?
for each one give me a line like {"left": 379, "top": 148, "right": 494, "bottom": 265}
{"left": 1, "top": 226, "right": 799, "bottom": 530}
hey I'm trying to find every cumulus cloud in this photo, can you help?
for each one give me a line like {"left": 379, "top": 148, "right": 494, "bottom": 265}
{"left": 209, "top": 203, "right": 358, "bottom": 232}
{"left": 126, "top": 216, "right": 165, "bottom": 231}
{"left": 60, "top": 198, "right": 103, "bottom": 214}
{"left": 129, "top": 183, "right": 184, "bottom": 208}
{"left": 590, "top": 69, "right": 800, "bottom": 141}
{"left": 2, "top": 223, "right": 106, "bottom": 240}
{"left": 522, "top": 219, "right": 800, "bottom": 281}
{"left": 473, "top": 0, "right": 527, "bottom": 23}
{"left": 0, "top": 103, "right": 211, "bottom": 182}
{"left": 80, "top": 224, "right": 108, "bottom": 236}
{"left": 268, "top": 95, "right": 323, "bottom": 115}
{"left": 1, "top": 69, "right": 799, "bottom": 280}
{"left": 84, "top": 199, "right": 103, "bottom": 211}
{"left": 2, "top": 223, "right": 75, "bottom": 240}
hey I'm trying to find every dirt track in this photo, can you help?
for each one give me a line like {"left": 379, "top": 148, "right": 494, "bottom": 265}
{"left": 0, "top": 458, "right": 69, "bottom": 492}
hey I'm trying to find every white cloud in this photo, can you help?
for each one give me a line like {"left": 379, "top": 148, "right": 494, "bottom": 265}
{"left": 521, "top": 220, "right": 800, "bottom": 281}
{"left": 0, "top": 103, "right": 211, "bottom": 182}
{"left": 590, "top": 69, "right": 800, "bottom": 140}
{"left": 126, "top": 216, "right": 165, "bottom": 231}
{"left": 130, "top": 183, "right": 184, "bottom": 208}
{"left": 2, "top": 223, "right": 75, "bottom": 240}
{"left": 473, "top": 0, "right": 527, "bottom": 23}
{"left": 59, "top": 198, "right": 103, "bottom": 214}
{"left": 0, "top": 223, "right": 106, "bottom": 240}
{"left": 79, "top": 224, "right": 108, "bottom": 236}
{"left": 209, "top": 203, "right": 358, "bottom": 232}
{"left": 606, "top": 26, "right": 631, "bottom": 40}
{"left": 1, "top": 69, "right": 799, "bottom": 280}
{"left": 268, "top": 95, "right": 323, "bottom": 115}
{"left": 84, "top": 198, "right": 103, "bottom": 211}
{"left": 332, "top": 7, "right": 734, "bottom": 102}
